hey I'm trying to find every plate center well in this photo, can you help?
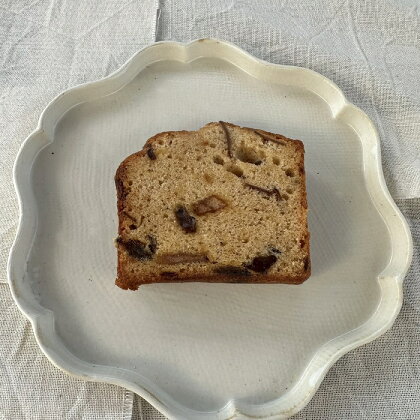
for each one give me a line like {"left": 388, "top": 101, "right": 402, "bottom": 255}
{"left": 28, "top": 57, "right": 388, "bottom": 410}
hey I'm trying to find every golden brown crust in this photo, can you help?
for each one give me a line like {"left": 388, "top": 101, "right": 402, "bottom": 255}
{"left": 115, "top": 122, "right": 310, "bottom": 290}
{"left": 116, "top": 271, "right": 310, "bottom": 291}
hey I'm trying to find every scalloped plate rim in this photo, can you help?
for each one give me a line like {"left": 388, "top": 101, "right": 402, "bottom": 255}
{"left": 7, "top": 39, "right": 413, "bottom": 419}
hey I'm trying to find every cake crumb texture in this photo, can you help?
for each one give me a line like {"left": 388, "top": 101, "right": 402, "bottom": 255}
{"left": 115, "top": 122, "right": 310, "bottom": 290}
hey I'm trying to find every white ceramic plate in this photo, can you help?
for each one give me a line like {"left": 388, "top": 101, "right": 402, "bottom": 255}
{"left": 8, "top": 39, "right": 412, "bottom": 419}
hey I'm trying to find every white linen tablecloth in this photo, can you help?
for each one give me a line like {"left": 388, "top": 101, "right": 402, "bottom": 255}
{"left": 1, "top": 1, "right": 419, "bottom": 418}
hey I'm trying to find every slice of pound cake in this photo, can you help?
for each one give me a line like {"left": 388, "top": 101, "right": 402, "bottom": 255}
{"left": 115, "top": 122, "right": 310, "bottom": 290}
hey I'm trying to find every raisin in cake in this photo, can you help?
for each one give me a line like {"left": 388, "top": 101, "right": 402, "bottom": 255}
{"left": 115, "top": 122, "right": 310, "bottom": 290}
